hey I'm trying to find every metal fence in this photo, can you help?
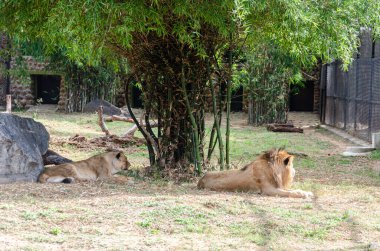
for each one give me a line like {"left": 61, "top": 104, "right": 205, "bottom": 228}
{"left": 321, "top": 29, "right": 380, "bottom": 143}
{"left": 321, "top": 58, "right": 380, "bottom": 142}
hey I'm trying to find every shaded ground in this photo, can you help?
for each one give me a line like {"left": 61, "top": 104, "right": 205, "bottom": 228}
{"left": 0, "top": 111, "right": 379, "bottom": 250}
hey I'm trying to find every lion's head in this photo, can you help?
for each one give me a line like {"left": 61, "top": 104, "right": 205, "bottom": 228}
{"left": 110, "top": 151, "right": 131, "bottom": 174}
{"left": 262, "top": 148, "right": 295, "bottom": 189}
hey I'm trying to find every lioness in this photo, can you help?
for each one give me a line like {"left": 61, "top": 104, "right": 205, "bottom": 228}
{"left": 197, "top": 148, "right": 313, "bottom": 198}
{"left": 38, "top": 151, "right": 130, "bottom": 183}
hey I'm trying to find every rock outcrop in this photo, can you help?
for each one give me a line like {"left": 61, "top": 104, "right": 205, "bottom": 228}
{"left": 0, "top": 113, "right": 49, "bottom": 183}
{"left": 83, "top": 99, "right": 122, "bottom": 116}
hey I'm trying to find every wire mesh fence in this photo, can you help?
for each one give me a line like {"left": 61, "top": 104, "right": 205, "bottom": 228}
{"left": 322, "top": 57, "right": 380, "bottom": 143}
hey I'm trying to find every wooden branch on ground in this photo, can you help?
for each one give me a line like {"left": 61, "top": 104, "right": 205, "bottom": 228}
{"left": 42, "top": 149, "right": 73, "bottom": 165}
{"left": 124, "top": 121, "right": 158, "bottom": 137}
{"left": 267, "top": 123, "right": 303, "bottom": 133}
{"left": 124, "top": 124, "right": 139, "bottom": 137}
{"left": 105, "top": 115, "right": 134, "bottom": 123}
{"left": 97, "top": 106, "right": 110, "bottom": 136}
{"left": 267, "top": 123, "right": 294, "bottom": 128}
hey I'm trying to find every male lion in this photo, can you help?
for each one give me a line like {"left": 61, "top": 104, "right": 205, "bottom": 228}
{"left": 197, "top": 148, "right": 313, "bottom": 198}
{"left": 38, "top": 151, "right": 130, "bottom": 183}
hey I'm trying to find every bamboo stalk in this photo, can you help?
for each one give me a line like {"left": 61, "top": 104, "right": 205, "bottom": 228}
{"left": 248, "top": 93, "right": 253, "bottom": 125}
{"left": 207, "top": 121, "right": 217, "bottom": 160}
{"left": 181, "top": 66, "right": 202, "bottom": 175}
{"left": 225, "top": 46, "right": 233, "bottom": 169}
{"left": 145, "top": 110, "right": 158, "bottom": 145}
{"left": 206, "top": 63, "right": 217, "bottom": 161}
{"left": 140, "top": 113, "right": 161, "bottom": 159}
{"left": 210, "top": 79, "right": 225, "bottom": 169}
{"left": 125, "top": 78, "right": 156, "bottom": 166}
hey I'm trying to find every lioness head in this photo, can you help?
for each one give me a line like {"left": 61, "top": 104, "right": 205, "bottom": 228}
{"left": 111, "top": 151, "right": 131, "bottom": 174}
{"left": 264, "top": 148, "right": 295, "bottom": 189}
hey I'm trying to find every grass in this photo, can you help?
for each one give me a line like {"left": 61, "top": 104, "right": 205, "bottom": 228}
{"left": 49, "top": 228, "right": 61, "bottom": 236}
{"left": 370, "top": 149, "right": 380, "bottom": 160}
{"left": 0, "top": 111, "right": 379, "bottom": 250}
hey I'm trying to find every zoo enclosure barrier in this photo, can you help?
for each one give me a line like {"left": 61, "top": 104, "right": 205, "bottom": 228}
{"left": 321, "top": 57, "right": 380, "bottom": 143}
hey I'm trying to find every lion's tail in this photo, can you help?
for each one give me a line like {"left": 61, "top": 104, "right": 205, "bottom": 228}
{"left": 38, "top": 174, "right": 74, "bottom": 184}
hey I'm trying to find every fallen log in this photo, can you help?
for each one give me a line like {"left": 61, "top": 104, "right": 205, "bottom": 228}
{"left": 267, "top": 123, "right": 294, "bottom": 128}
{"left": 266, "top": 123, "right": 295, "bottom": 131}
{"left": 105, "top": 115, "right": 134, "bottom": 123}
{"left": 124, "top": 121, "right": 158, "bottom": 137}
{"left": 267, "top": 124, "right": 303, "bottom": 133}
{"left": 269, "top": 127, "right": 303, "bottom": 133}
{"left": 42, "top": 149, "right": 73, "bottom": 165}
{"left": 99, "top": 105, "right": 158, "bottom": 140}
{"left": 124, "top": 124, "right": 138, "bottom": 137}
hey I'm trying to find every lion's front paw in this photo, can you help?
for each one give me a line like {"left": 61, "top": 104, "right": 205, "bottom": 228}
{"left": 302, "top": 191, "right": 314, "bottom": 199}
{"left": 294, "top": 190, "right": 314, "bottom": 199}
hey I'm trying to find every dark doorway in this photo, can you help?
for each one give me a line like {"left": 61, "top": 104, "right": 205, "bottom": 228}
{"left": 132, "top": 84, "right": 143, "bottom": 108}
{"left": 31, "top": 75, "right": 61, "bottom": 104}
{"left": 289, "top": 81, "right": 314, "bottom": 111}
{"left": 231, "top": 86, "right": 243, "bottom": 112}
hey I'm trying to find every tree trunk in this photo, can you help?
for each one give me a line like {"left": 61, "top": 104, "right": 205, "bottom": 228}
{"left": 124, "top": 78, "right": 156, "bottom": 166}
{"left": 120, "top": 32, "right": 226, "bottom": 176}
{"left": 248, "top": 93, "right": 254, "bottom": 125}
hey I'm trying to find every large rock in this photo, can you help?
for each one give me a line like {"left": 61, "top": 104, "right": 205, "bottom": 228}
{"left": 0, "top": 113, "right": 49, "bottom": 183}
{"left": 83, "top": 99, "right": 122, "bottom": 116}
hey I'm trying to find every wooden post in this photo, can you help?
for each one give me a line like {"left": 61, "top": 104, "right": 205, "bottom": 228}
{"left": 6, "top": 95, "right": 11, "bottom": 113}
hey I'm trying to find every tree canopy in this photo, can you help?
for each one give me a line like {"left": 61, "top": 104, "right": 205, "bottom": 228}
{"left": 1, "top": 1, "right": 378, "bottom": 65}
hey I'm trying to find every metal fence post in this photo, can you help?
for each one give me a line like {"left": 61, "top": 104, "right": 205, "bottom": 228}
{"left": 369, "top": 59, "right": 374, "bottom": 140}
{"left": 355, "top": 60, "right": 358, "bottom": 131}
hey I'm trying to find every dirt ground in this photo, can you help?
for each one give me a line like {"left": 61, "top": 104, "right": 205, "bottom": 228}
{"left": 0, "top": 112, "right": 379, "bottom": 250}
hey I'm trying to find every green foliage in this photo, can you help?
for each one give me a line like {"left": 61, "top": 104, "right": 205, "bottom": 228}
{"left": 370, "top": 150, "right": 380, "bottom": 160}
{"left": 0, "top": 1, "right": 233, "bottom": 65}
{"left": 233, "top": 42, "right": 302, "bottom": 124}
{"left": 0, "top": 34, "right": 33, "bottom": 87}
{"left": 237, "top": 0, "right": 380, "bottom": 67}
{"left": 48, "top": 47, "right": 123, "bottom": 112}
{"left": 3, "top": 0, "right": 377, "bottom": 66}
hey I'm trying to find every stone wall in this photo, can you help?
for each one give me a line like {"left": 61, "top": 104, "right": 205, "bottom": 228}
{"left": 0, "top": 55, "right": 67, "bottom": 111}
{"left": 57, "top": 77, "right": 66, "bottom": 112}
{"left": 313, "top": 81, "right": 320, "bottom": 113}
{"left": 0, "top": 68, "right": 5, "bottom": 106}
{"left": 312, "top": 63, "right": 322, "bottom": 113}
{"left": 9, "top": 56, "right": 49, "bottom": 109}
